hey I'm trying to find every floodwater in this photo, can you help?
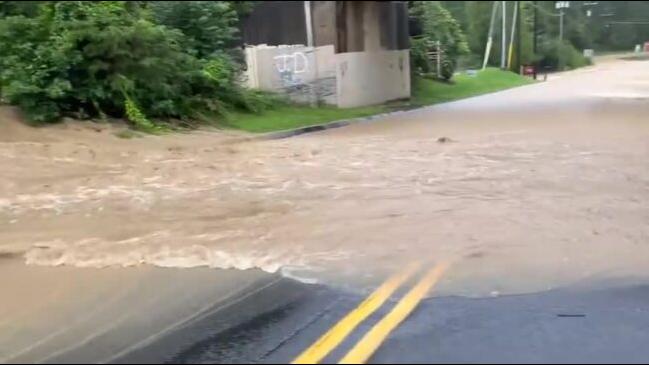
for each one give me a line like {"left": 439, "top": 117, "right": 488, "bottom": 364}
{"left": 2, "top": 58, "right": 649, "bottom": 297}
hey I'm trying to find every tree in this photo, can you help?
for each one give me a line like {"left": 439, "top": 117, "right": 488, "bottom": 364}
{"left": 589, "top": 1, "right": 649, "bottom": 51}
{"left": 410, "top": 1, "right": 470, "bottom": 80}
{"left": 0, "top": 1, "right": 43, "bottom": 17}
{"left": 149, "top": 1, "right": 239, "bottom": 59}
{"left": 465, "top": 1, "right": 494, "bottom": 56}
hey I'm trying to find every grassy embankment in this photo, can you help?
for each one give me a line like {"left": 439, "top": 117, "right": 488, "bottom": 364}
{"left": 227, "top": 68, "right": 534, "bottom": 133}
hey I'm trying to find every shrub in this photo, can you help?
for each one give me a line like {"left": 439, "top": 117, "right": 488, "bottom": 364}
{"left": 0, "top": 2, "right": 204, "bottom": 123}
{"left": 538, "top": 39, "right": 591, "bottom": 71}
{"left": 410, "top": 37, "right": 432, "bottom": 74}
{"left": 124, "top": 96, "right": 161, "bottom": 132}
{"left": 0, "top": 1, "right": 275, "bottom": 127}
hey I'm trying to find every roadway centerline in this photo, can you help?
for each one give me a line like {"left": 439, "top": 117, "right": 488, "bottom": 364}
{"left": 291, "top": 263, "right": 421, "bottom": 364}
{"left": 339, "top": 261, "right": 451, "bottom": 364}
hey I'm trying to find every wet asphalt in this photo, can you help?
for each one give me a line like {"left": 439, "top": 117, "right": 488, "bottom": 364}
{"left": 103, "top": 276, "right": 649, "bottom": 364}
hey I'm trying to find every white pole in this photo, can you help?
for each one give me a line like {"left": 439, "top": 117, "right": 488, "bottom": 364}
{"left": 304, "top": 1, "right": 314, "bottom": 47}
{"left": 304, "top": 1, "right": 318, "bottom": 106}
{"left": 501, "top": 1, "right": 507, "bottom": 69}
{"left": 482, "top": 1, "right": 500, "bottom": 70}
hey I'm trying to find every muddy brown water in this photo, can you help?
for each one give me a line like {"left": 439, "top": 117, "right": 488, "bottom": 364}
{"left": 2, "top": 58, "right": 649, "bottom": 297}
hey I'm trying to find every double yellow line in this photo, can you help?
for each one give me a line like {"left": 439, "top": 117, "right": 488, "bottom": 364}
{"left": 292, "top": 261, "right": 451, "bottom": 364}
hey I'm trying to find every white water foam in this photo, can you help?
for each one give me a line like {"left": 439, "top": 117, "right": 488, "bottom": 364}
{"left": 20, "top": 234, "right": 351, "bottom": 285}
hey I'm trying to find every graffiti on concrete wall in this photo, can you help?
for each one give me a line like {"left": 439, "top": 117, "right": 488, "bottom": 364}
{"left": 274, "top": 51, "right": 309, "bottom": 93}
{"left": 283, "top": 76, "right": 337, "bottom": 101}
{"left": 245, "top": 45, "right": 338, "bottom": 105}
{"left": 272, "top": 50, "right": 336, "bottom": 104}
{"left": 274, "top": 52, "right": 309, "bottom": 74}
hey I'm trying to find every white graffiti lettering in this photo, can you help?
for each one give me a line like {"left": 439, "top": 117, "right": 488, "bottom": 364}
{"left": 274, "top": 52, "right": 309, "bottom": 74}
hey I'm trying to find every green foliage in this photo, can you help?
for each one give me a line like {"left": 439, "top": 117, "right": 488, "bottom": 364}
{"left": 124, "top": 96, "right": 160, "bottom": 132}
{"left": 464, "top": 1, "right": 493, "bottom": 56}
{"left": 409, "top": 1, "right": 469, "bottom": 80}
{"left": 450, "top": 1, "right": 648, "bottom": 70}
{"left": 0, "top": 1, "right": 43, "bottom": 17}
{"left": 201, "top": 54, "right": 285, "bottom": 115}
{"left": 411, "top": 68, "right": 534, "bottom": 106}
{"left": 410, "top": 37, "right": 432, "bottom": 74}
{"left": 0, "top": 1, "right": 275, "bottom": 127}
{"left": 416, "top": 1, "right": 470, "bottom": 59}
{"left": 0, "top": 13, "right": 64, "bottom": 122}
{"left": 150, "top": 1, "right": 239, "bottom": 58}
{"left": 228, "top": 1, "right": 257, "bottom": 18}
{"left": 237, "top": 89, "right": 287, "bottom": 114}
{"left": 590, "top": 1, "right": 649, "bottom": 51}
{"left": 538, "top": 39, "right": 591, "bottom": 71}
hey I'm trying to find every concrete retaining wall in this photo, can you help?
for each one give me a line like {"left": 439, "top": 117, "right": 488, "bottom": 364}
{"left": 244, "top": 45, "right": 410, "bottom": 108}
{"left": 335, "top": 49, "right": 410, "bottom": 108}
{"left": 244, "top": 44, "right": 337, "bottom": 105}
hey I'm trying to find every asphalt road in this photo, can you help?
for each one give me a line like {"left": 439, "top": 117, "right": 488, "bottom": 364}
{"left": 123, "top": 275, "right": 649, "bottom": 364}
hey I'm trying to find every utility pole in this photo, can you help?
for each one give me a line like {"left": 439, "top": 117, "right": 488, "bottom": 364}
{"left": 304, "top": 1, "right": 318, "bottom": 106}
{"left": 559, "top": 9, "right": 563, "bottom": 42}
{"left": 304, "top": 1, "right": 314, "bottom": 47}
{"left": 533, "top": 1, "right": 538, "bottom": 55}
{"left": 501, "top": 1, "right": 507, "bottom": 69}
{"left": 436, "top": 41, "right": 442, "bottom": 79}
{"left": 507, "top": 1, "right": 518, "bottom": 70}
{"left": 555, "top": 1, "right": 570, "bottom": 70}
{"left": 482, "top": 1, "right": 500, "bottom": 70}
{"left": 556, "top": 1, "right": 570, "bottom": 42}
{"left": 533, "top": 0, "right": 538, "bottom": 79}
{"left": 516, "top": 0, "right": 521, "bottom": 72}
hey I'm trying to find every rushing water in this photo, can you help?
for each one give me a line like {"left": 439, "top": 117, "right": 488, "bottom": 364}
{"left": 2, "top": 59, "right": 649, "bottom": 296}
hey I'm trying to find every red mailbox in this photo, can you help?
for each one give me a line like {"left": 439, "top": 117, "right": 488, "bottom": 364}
{"left": 521, "top": 64, "right": 535, "bottom": 76}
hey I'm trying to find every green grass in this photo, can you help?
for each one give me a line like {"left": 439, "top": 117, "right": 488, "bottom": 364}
{"left": 411, "top": 68, "right": 534, "bottom": 106}
{"left": 226, "top": 68, "right": 533, "bottom": 133}
{"left": 225, "top": 104, "right": 385, "bottom": 133}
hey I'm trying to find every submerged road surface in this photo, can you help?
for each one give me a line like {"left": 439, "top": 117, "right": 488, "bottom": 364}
{"left": 2, "top": 56, "right": 649, "bottom": 363}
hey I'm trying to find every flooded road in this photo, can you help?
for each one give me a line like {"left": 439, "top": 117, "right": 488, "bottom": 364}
{"left": 2, "top": 58, "right": 649, "bottom": 299}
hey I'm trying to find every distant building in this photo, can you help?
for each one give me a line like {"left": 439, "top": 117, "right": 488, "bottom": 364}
{"left": 241, "top": 1, "right": 410, "bottom": 108}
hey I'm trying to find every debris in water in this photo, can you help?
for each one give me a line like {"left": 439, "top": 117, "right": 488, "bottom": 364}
{"left": 557, "top": 314, "right": 586, "bottom": 318}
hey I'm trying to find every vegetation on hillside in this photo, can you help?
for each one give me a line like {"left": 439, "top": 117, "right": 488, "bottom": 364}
{"left": 0, "top": 1, "right": 272, "bottom": 128}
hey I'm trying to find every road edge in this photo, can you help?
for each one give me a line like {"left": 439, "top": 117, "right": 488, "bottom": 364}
{"left": 256, "top": 81, "right": 539, "bottom": 140}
